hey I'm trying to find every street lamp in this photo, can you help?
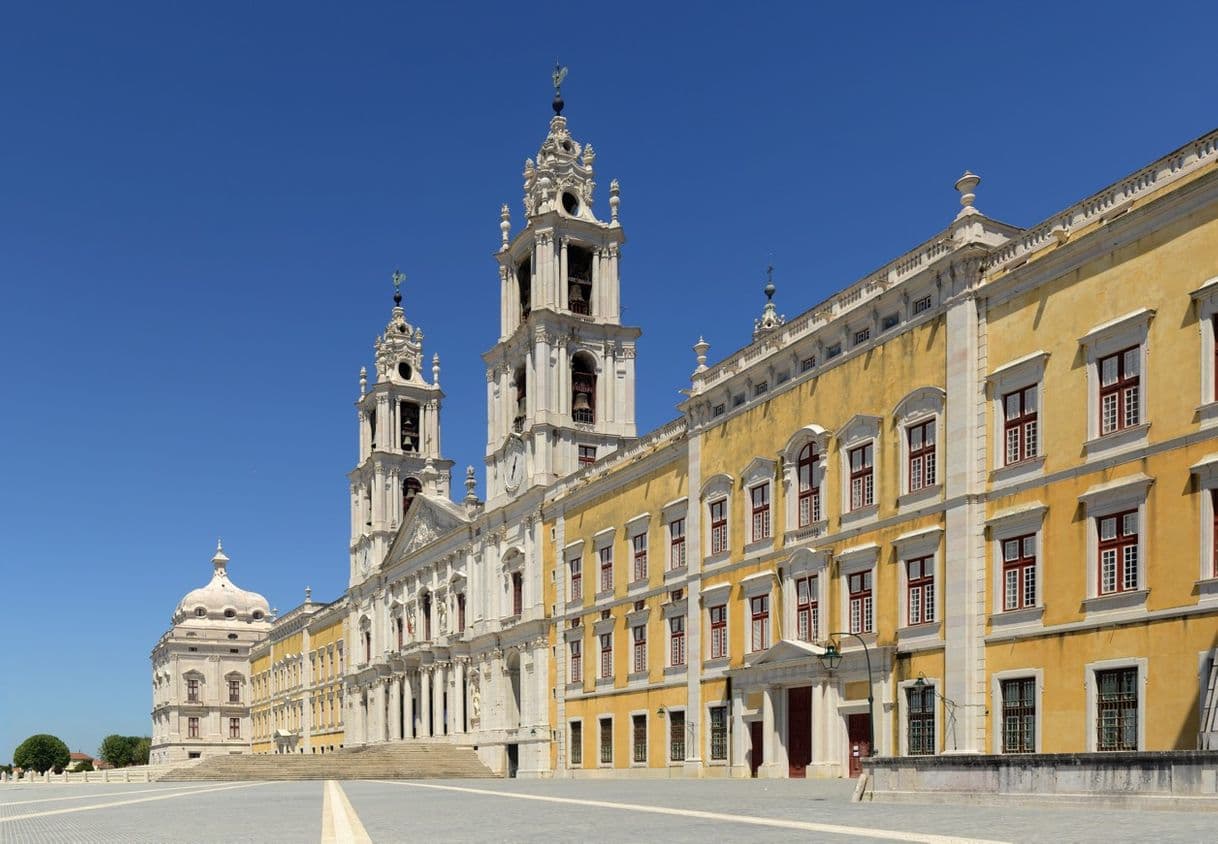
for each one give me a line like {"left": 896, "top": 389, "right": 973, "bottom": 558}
{"left": 818, "top": 631, "right": 875, "bottom": 757}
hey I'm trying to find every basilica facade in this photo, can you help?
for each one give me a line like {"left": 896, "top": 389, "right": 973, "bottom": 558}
{"left": 157, "top": 95, "right": 1218, "bottom": 779}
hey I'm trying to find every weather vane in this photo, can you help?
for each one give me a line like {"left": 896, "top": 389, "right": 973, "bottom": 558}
{"left": 552, "top": 62, "right": 568, "bottom": 115}
{"left": 392, "top": 269, "right": 405, "bottom": 305}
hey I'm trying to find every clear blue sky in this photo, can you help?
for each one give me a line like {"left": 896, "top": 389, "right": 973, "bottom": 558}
{"left": 1, "top": 1, "right": 1213, "bottom": 763}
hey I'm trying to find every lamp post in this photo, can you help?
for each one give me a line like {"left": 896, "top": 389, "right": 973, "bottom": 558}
{"left": 818, "top": 631, "right": 875, "bottom": 757}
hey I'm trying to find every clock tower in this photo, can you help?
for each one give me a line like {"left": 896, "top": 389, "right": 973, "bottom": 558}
{"left": 349, "top": 273, "right": 454, "bottom": 586}
{"left": 484, "top": 73, "right": 640, "bottom": 507}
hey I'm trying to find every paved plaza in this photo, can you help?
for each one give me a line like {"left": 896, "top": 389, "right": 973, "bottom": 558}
{"left": 1, "top": 778, "right": 1215, "bottom": 843}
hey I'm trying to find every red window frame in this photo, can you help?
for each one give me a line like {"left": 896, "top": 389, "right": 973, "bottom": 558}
{"left": 907, "top": 419, "right": 936, "bottom": 491}
{"left": 1098, "top": 509, "right": 1138, "bottom": 595}
{"left": 511, "top": 571, "right": 523, "bottom": 616}
{"left": 578, "top": 444, "right": 596, "bottom": 465}
{"left": 632, "top": 533, "right": 648, "bottom": 582}
{"left": 1001, "top": 677, "right": 1036, "bottom": 753}
{"left": 709, "top": 705, "right": 728, "bottom": 760}
{"left": 669, "top": 615, "right": 686, "bottom": 666}
{"left": 709, "top": 604, "right": 727, "bottom": 659}
{"left": 188, "top": 717, "right": 199, "bottom": 738}
{"left": 797, "top": 443, "right": 820, "bottom": 526}
{"left": 669, "top": 518, "right": 686, "bottom": 569}
{"left": 906, "top": 556, "right": 934, "bottom": 625}
{"left": 796, "top": 575, "right": 818, "bottom": 642}
{"left": 849, "top": 443, "right": 874, "bottom": 510}
{"left": 632, "top": 713, "right": 647, "bottom": 763}
{"left": 599, "top": 546, "right": 613, "bottom": 593}
{"left": 187, "top": 678, "right": 199, "bottom": 703}
{"left": 1099, "top": 347, "right": 1140, "bottom": 435}
{"left": 1003, "top": 385, "right": 1038, "bottom": 465}
{"left": 750, "top": 594, "right": 770, "bottom": 652}
{"left": 709, "top": 499, "right": 728, "bottom": 555}
{"left": 669, "top": 710, "right": 686, "bottom": 762}
{"left": 570, "top": 639, "right": 582, "bottom": 683}
{"left": 848, "top": 571, "right": 873, "bottom": 634}
{"left": 632, "top": 624, "right": 647, "bottom": 673}
{"left": 1002, "top": 534, "right": 1037, "bottom": 611}
{"left": 599, "top": 716, "right": 613, "bottom": 764}
{"left": 570, "top": 556, "right": 582, "bottom": 601}
{"left": 228, "top": 679, "right": 240, "bottom": 703}
{"left": 600, "top": 632, "right": 613, "bottom": 679}
{"left": 750, "top": 484, "right": 771, "bottom": 542}
{"left": 229, "top": 717, "right": 241, "bottom": 739}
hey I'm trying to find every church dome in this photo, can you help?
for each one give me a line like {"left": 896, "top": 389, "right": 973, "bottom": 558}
{"left": 173, "top": 541, "right": 271, "bottom": 624}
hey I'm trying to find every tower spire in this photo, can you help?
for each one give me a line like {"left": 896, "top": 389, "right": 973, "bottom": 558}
{"left": 552, "top": 62, "right": 568, "bottom": 116}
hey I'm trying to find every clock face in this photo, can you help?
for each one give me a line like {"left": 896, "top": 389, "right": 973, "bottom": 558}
{"left": 504, "top": 439, "right": 525, "bottom": 492}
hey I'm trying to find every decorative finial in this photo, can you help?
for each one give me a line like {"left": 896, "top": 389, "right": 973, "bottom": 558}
{"left": 392, "top": 269, "right": 405, "bottom": 306}
{"left": 465, "top": 465, "right": 478, "bottom": 503}
{"left": 764, "top": 265, "right": 776, "bottom": 301}
{"left": 552, "top": 62, "right": 568, "bottom": 115}
{"left": 359, "top": 366, "right": 367, "bottom": 397}
{"left": 609, "top": 179, "right": 620, "bottom": 225}
{"left": 432, "top": 352, "right": 440, "bottom": 386}
{"left": 211, "top": 539, "right": 229, "bottom": 572}
{"left": 753, "top": 268, "right": 786, "bottom": 341}
{"left": 693, "top": 337, "right": 710, "bottom": 373}
{"left": 954, "top": 171, "right": 981, "bottom": 219}
{"left": 305, "top": 586, "right": 312, "bottom": 603}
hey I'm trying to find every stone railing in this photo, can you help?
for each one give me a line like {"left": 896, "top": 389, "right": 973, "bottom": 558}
{"left": 1, "top": 759, "right": 204, "bottom": 784}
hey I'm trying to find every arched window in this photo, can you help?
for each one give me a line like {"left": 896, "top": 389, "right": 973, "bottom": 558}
{"left": 513, "top": 367, "right": 527, "bottom": 430}
{"left": 517, "top": 257, "right": 531, "bottom": 319}
{"left": 567, "top": 245, "right": 593, "bottom": 315}
{"left": 402, "top": 477, "right": 422, "bottom": 516}
{"left": 797, "top": 443, "right": 821, "bottom": 526}
{"left": 572, "top": 353, "right": 597, "bottom": 424}
{"left": 399, "top": 401, "right": 420, "bottom": 452}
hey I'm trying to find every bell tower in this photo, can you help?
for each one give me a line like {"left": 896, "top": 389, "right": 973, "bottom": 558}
{"left": 484, "top": 69, "right": 640, "bottom": 507}
{"left": 349, "top": 272, "right": 454, "bottom": 586}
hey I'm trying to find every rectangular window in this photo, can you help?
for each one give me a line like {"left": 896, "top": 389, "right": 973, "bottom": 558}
{"left": 569, "top": 557, "right": 582, "bottom": 601}
{"left": 229, "top": 717, "right": 241, "bottom": 739}
{"left": 457, "top": 593, "right": 466, "bottom": 633}
{"left": 1001, "top": 678, "right": 1036, "bottom": 753}
{"left": 709, "top": 499, "right": 728, "bottom": 555}
{"left": 669, "top": 711, "right": 686, "bottom": 762}
{"left": 599, "top": 546, "right": 613, "bottom": 593}
{"left": 228, "top": 679, "right": 240, "bottom": 703}
{"left": 854, "top": 327, "right": 870, "bottom": 346}
{"left": 1098, "top": 510, "right": 1138, "bottom": 594}
{"left": 712, "top": 403, "right": 726, "bottom": 417}
{"left": 632, "top": 533, "right": 648, "bottom": 582}
{"left": 1096, "top": 668, "right": 1138, "bottom": 751}
{"left": 511, "top": 571, "right": 523, "bottom": 616}
{"left": 569, "top": 721, "right": 583, "bottom": 766}
{"left": 797, "top": 445, "right": 821, "bottom": 526}
{"left": 599, "top": 717, "right": 613, "bottom": 764}
{"left": 709, "top": 604, "right": 727, "bottom": 659}
{"left": 396, "top": 616, "right": 404, "bottom": 649}
{"left": 188, "top": 717, "right": 199, "bottom": 739}
{"left": 570, "top": 639, "right": 582, "bottom": 683}
{"left": 881, "top": 312, "right": 900, "bottom": 332}
{"left": 669, "top": 615, "right": 686, "bottom": 667}
{"left": 1003, "top": 385, "right": 1038, "bottom": 465}
{"left": 912, "top": 294, "right": 932, "bottom": 315}
{"left": 849, "top": 443, "right": 874, "bottom": 510}
{"left": 906, "top": 557, "right": 935, "bottom": 625}
{"left": 750, "top": 594, "right": 770, "bottom": 652}
{"left": 578, "top": 445, "right": 596, "bottom": 466}
{"left": 1002, "top": 535, "right": 1037, "bottom": 611}
{"left": 907, "top": 685, "right": 935, "bottom": 755}
{"left": 632, "top": 624, "right": 647, "bottom": 673}
{"left": 709, "top": 705, "right": 728, "bottom": 760}
{"left": 187, "top": 678, "right": 199, "bottom": 703}
{"left": 669, "top": 518, "right": 686, "bottom": 569}
{"left": 754, "top": 381, "right": 768, "bottom": 397}
{"left": 796, "top": 575, "right": 818, "bottom": 642}
{"left": 632, "top": 714, "right": 647, "bottom": 763}
{"left": 750, "top": 484, "right": 771, "bottom": 542}
{"left": 849, "top": 571, "right": 874, "bottom": 634}
{"left": 826, "top": 343, "right": 842, "bottom": 359}
{"left": 800, "top": 356, "right": 816, "bottom": 372}
{"left": 600, "top": 632, "right": 613, "bottom": 679}
{"left": 1099, "top": 347, "right": 1140, "bottom": 435}
{"left": 907, "top": 419, "right": 936, "bottom": 491}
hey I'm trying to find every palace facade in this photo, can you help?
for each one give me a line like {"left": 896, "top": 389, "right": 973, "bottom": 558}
{"left": 155, "top": 95, "right": 1218, "bottom": 778}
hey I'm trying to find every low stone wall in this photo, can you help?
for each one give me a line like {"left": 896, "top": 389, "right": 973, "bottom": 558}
{"left": 1, "top": 760, "right": 202, "bottom": 784}
{"left": 862, "top": 751, "right": 1218, "bottom": 811}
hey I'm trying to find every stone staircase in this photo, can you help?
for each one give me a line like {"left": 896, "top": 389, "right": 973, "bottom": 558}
{"left": 158, "top": 741, "right": 498, "bottom": 782}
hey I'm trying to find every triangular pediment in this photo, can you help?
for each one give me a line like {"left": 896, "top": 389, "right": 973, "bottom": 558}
{"left": 749, "top": 638, "right": 826, "bottom": 666}
{"left": 387, "top": 494, "right": 469, "bottom": 564}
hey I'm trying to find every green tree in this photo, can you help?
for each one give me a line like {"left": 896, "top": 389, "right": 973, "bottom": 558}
{"left": 98, "top": 734, "right": 136, "bottom": 767}
{"left": 13, "top": 734, "right": 70, "bottom": 773}
{"left": 71, "top": 760, "right": 94, "bottom": 772}
{"left": 132, "top": 736, "right": 151, "bottom": 766}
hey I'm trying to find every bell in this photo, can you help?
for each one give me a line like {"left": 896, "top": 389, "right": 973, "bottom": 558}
{"left": 573, "top": 391, "right": 592, "bottom": 413}
{"left": 569, "top": 283, "right": 585, "bottom": 303}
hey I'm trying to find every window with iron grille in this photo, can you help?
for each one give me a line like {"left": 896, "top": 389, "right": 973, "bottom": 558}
{"left": 750, "top": 595, "right": 770, "bottom": 652}
{"left": 709, "top": 604, "right": 727, "bottom": 659}
{"left": 849, "top": 571, "right": 873, "bottom": 634}
{"left": 632, "top": 714, "right": 647, "bottom": 763}
{"left": 1099, "top": 347, "right": 1140, "bottom": 435}
{"left": 709, "top": 705, "right": 728, "bottom": 760}
{"left": 1001, "top": 678, "right": 1036, "bottom": 753}
{"left": 797, "top": 444, "right": 820, "bottom": 526}
{"left": 754, "top": 381, "right": 768, "bottom": 397}
{"left": 228, "top": 679, "right": 240, "bottom": 703}
{"left": 1002, "top": 535, "right": 1037, "bottom": 610}
{"left": 796, "top": 575, "right": 818, "bottom": 642}
{"left": 906, "top": 557, "right": 934, "bottom": 625}
{"left": 569, "top": 721, "right": 582, "bottom": 766}
{"left": 632, "top": 624, "right": 647, "bottom": 673}
{"left": 578, "top": 444, "right": 596, "bottom": 465}
{"left": 1098, "top": 510, "right": 1138, "bottom": 594}
{"left": 912, "top": 294, "right": 932, "bottom": 314}
{"left": 849, "top": 443, "right": 874, "bottom": 510}
{"left": 599, "top": 545, "right": 613, "bottom": 592}
{"left": 669, "top": 615, "right": 686, "bottom": 666}
{"left": 187, "top": 678, "right": 199, "bottom": 703}
{"left": 750, "top": 484, "right": 771, "bottom": 542}
{"left": 632, "top": 533, "right": 648, "bottom": 582}
{"left": 669, "top": 711, "right": 686, "bottom": 762}
{"left": 1003, "top": 385, "right": 1038, "bottom": 465}
{"left": 600, "top": 632, "right": 613, "bottom": 679}
{"left": 907, "top": 419, "right": 936, "bottom": 491}
{"left": 570, "top": 639, "right": 582, "bottom": 683}
{"left": 669, "top": 518, "right": 686, "bottom": 569}
{"left": 1096, "top": 668, "right": 1138, "bottom": 751}
{"left": 709, "top": 499, "right": 728, "bottom": 555}
{"left": 801, "top": 356, "right": 816, "bottom": 372}
{"left": 599, "top": 717, "right": 613, "bottom": 764}
{"left": 907, "top": 685, "right": 935, "bottom": 755}
{"left": 229, "top": 717, "right": 241, "bottom": 739}
{"left": 569, "top": 556, "right": 582, "bottom": 601}
{"left": 854, "top": 327, "right": 870, "bottom": 346}
{"left": 188, "top": 717, "right": 199, "bottom": 739}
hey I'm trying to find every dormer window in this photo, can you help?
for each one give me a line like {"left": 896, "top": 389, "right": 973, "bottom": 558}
{"left": 195, "top": 607, "right": 206, "bottom": 617}
{"left": 252, "top": 611, "right": 264, "bottom": 620}
{"left": 572, "top": 353, "right": 597, "bottom": 424}
{"left": 517, "top": 257, "right": 532, "bottom": 319}
{"left": 568, "top": 246, "right": 593, "bottom": 315}
{"left": 400, "top": 401, "right": 420, "bottom": 452}
{"left": 224, "top": 609, "right": 236, "bottom": 619}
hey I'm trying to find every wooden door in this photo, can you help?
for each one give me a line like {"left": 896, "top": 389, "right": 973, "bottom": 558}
{"left": 748, "top": 721, "right": 763, "bottom": 777}
{"left": 847, "top": 713, "right": 870, "bottom": 778}
{"left": 788, "top": 686, "right": 812, "bottom": 778}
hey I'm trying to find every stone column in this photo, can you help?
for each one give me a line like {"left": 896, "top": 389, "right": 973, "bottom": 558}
{"left": 453, "top": 660, "right": 466, "bottom": 734}
{"left": 730, "top": 684, "right": 747, "bottom": 777}
{"left": 419, "top": 668, "right": 432, "bottom": 738}
{"left": 433, "top": 663, "right": 448, "bottom": 736}
{"left": 761, "top": 686, "right": 775, "bottom": 778}
{"left": 389, "top": 676, "right": 402, "bottom": 741}
{"left": 403, "top": 672, "right": 415, "bottom": 739}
